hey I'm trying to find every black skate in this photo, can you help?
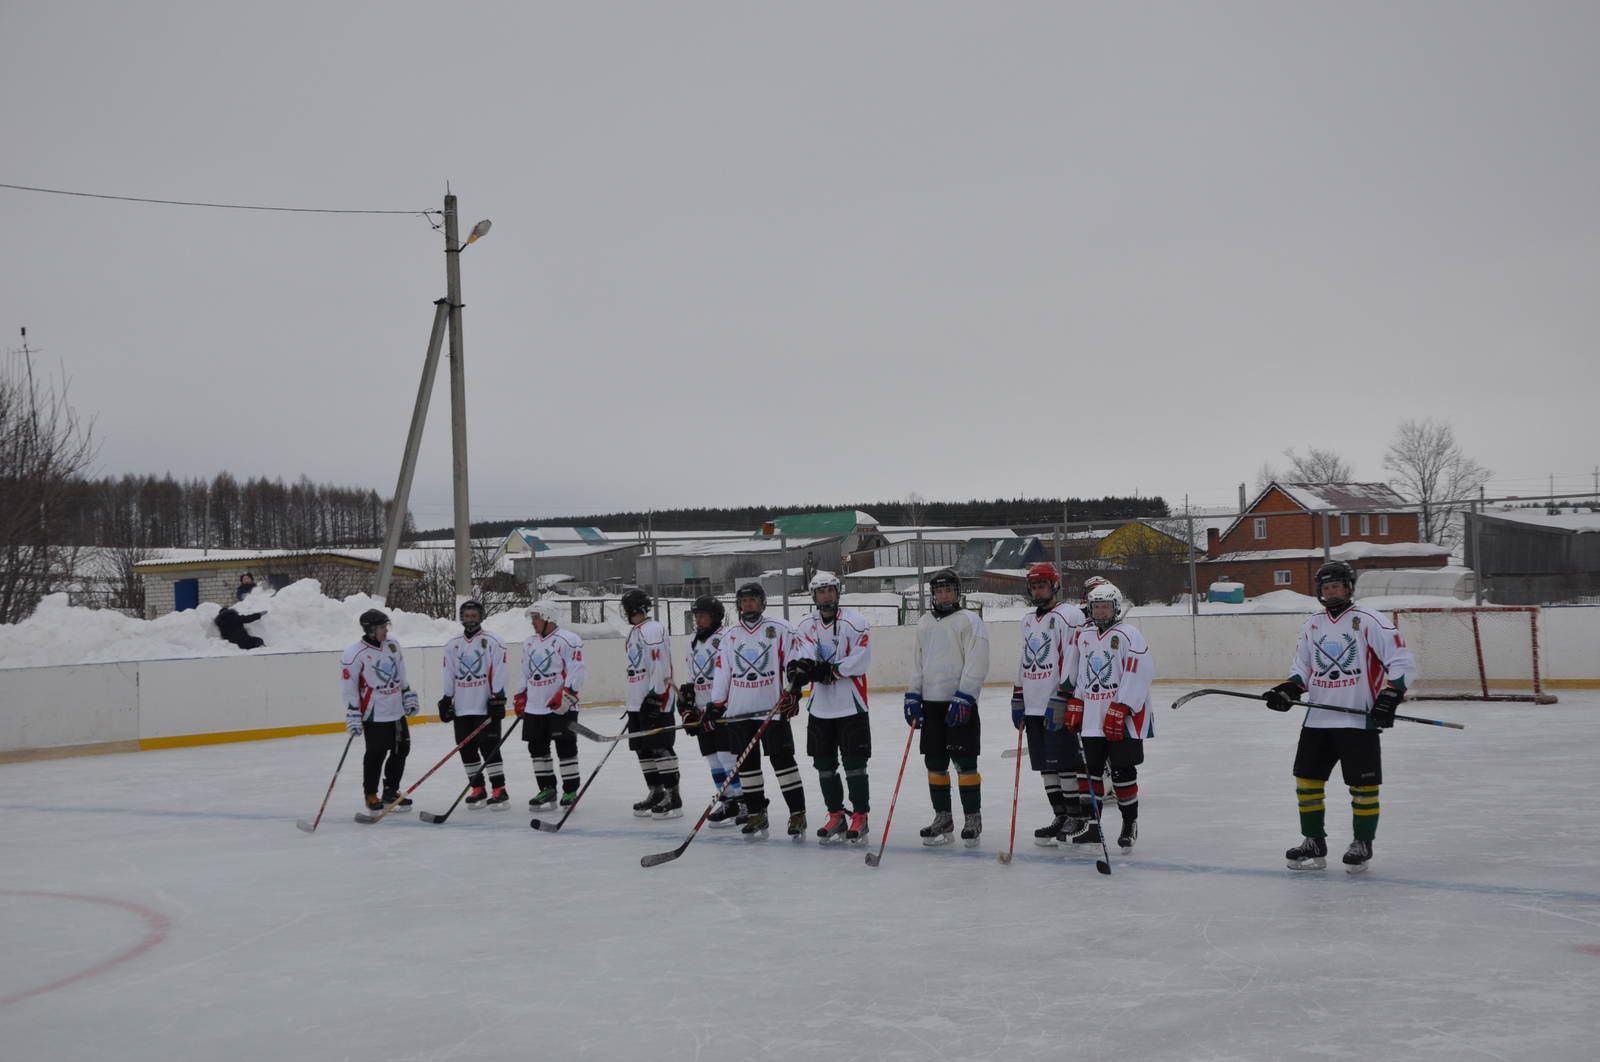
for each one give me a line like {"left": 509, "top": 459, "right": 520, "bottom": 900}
{"left": 920, "top": 812, "right": 955, "bottom": 847}
{"left": 380, "top": 790, "right": 412, "bottom": 812}
{"left": 528, "top": 788, "right": 557, "bottom": 811}
{"left": 1034, "top": 812, "right": 1068, "bottom": 848}
{"left": 1117, "top": 819, "right": 1137, "bottom": 852}
{"left": 633, "top": 787, "right": 663, "bottom": 818}
{"left": 1071, "top": 822, "right": 1103, "bottom": 846}
{"left": 650, "top": 787, "right": 684, "bottom": 820}
{"left": 961, "top": 812, "right": 982, "bottom": 848}
{"left": 1285, "top": 836, "right": 1329, "bottom": 870}
{"left": 707, "top": 799, "right": 740, "bottom": 829}
{"left": 741, "top": 810, "right": 770, "bottom": 840}
{"left": 485, "top": 786, "right": 510, "bottom": 811}
{"left": 464, "top": 785, "right": 488, "bottom": 809}
{"left": 846, "top": 811, "right": 869, "bottom": 845}
{"left": 1056, "top": 814, "right": 1090, "bottom": 842}
{"left": 787, "top": 811, "right": 807, "bottom": 841}
{"left": 1342, "top": 839, "right": 1372, "bottom": 874}
{"left": 817, "top": 811, "right": 848, "bottom": 845}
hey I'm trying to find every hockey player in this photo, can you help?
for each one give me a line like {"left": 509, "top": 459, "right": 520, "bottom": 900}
{"left": 439, "top": 599, "right": 510, "bottom": 809}
{"left": 621, "top": 589, "right": 682, "bottom": 818}
{"left": 1010, "top": 562, "right": 1091, "bottom": 845}
{"left": 791, "top": 571, "right": 873, "bottom": 846}
{"left": 340, "top": 609, "right": 419, "bottom": 811}
{"left": 1266, "top": 560, "right": 1416, "bottom": 873}
{"left": 904, "top": 569, "right": 990, "bottom": 847}
{"left": 678, "top": 595, "right": 744, "bottom": 828}
{"left": 513, "top": 601, "right": 587, "bottom": 811}
{"left": 1058, "top": 582, "right": 1153, "bottom": 852}
{"left": 705, "top": 582, "right": 807, "bottom": 840}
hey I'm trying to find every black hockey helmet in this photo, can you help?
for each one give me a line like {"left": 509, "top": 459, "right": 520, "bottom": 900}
{"left": 691, "top": 594, "right": 725, "bottom": 627}
{"left": 1315, "top": 560, "right": 1357, "bottom": 606}
{"left": 735, "top": 581, "right": 766, "bottom": 605}
{"left": 458, "top": 598, "right": 485, "bottom": 621}
{"left": 620, "top": 588, "right": 652, "bottom": 618}
{"left": 929, "top": 568, "right": 961, "bottom": 592}
{"left": 359, "top": 608, "right": 391, "bottom": 633}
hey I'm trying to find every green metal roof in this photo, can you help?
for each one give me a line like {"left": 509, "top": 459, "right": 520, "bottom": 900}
{"left": 762, "top": 510, "right": 875, "bottom": 538}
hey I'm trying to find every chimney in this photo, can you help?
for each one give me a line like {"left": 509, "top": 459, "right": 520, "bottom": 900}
{"left": 1238, "top": 482, "right": 1247, "bottom": 513}
{"left": 1206, "top": 526, "right": 1220, "bottom": 559}
{"left": 761, "top": 521, "right": 775, "bottom": 537}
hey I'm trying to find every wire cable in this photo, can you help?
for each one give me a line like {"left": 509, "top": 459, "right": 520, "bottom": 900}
{"left": 0, "top": 181, "right": 441, "bottom": 217}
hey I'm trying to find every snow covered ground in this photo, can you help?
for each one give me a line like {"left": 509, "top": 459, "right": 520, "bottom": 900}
{"left": 4, "top": 687, "right": 1598, "bottom": 1061}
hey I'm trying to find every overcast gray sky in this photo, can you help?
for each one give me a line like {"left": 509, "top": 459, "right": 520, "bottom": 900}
{"left": 3, "top": 1, "right": 1596, "bottom": 526}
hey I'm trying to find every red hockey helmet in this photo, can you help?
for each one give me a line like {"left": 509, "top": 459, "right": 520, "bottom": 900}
{"left": 1025, "top": 562, "right": 1059, "bottom": 586}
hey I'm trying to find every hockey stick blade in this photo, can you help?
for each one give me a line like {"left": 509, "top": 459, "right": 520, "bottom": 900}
{"left": 419, "top": 811, "right": 447, "bottom": 824}
{"left": 295, "top": 819, "right": 317, "bottom": 833}
{"left": 997, "top": 852, "right": 1013, "bottom": 865}
{"left": 864, "top": 851, "right": 883, "bottom": 867}
{"left": 639, "top": 842, "right": 691, "bottom": 868}
{"left": 1096, "top": 858, "right": 1112, "bottom": 875}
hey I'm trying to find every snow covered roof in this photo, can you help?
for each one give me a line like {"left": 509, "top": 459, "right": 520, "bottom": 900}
{"left": 510, "top": 526, "right": 611, "bottom": 550}
{"left": 1276, "top": 482, "right": 1411, "bottom": 512}
{"left": 648, "top": 536, "right": 832, "bottom": 557}
{"left": 1207, "top": 541, "right": 1450, "bottom": 563}
{"left": 878, "top": 526, "right": 1016, "bottom": 544}
{"left": 845, "top": 566, "right": 927, "bottom": 578}
{"left": 1479, "top": 508, "right": 1600, "bottom": 533}
{"left": 132, "top": 549, "right": 425, "bottom": 575}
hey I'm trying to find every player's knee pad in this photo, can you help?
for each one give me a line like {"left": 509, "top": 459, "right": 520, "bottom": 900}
{"left": 842, "top": 756, "right": 868, "bottom": 777}
{"left": 923, "top": 754, "right": 950, "bottom": 774}
{"left": 1110, "top": 763, "right": 1138, "bottom": 785}
{"left": 813, "top": 757, "right": 839, "bottom": 778}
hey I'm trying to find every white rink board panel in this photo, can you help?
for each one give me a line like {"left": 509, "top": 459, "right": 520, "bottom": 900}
{"left": 0, "top": 662, "right": 138, "bottom": 753}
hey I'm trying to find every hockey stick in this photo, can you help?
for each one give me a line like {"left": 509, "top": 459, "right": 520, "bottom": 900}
{"left": 864, "top": 721, "right": 919, "bottom": 868}
{"left": 571, "top": 719, "right": 696, "bottom": 743}
{"left": 529, "top": 711, "right": 629, "bottom": 832}
{"left": 1170, "top": 687, "right": 1465, "bottom": 729}
{"left": 353, "top": 715, "right": 495, "bottom": 824}
{"left": 640, "top": 686, "right": 798, "bottom": 868}
{"left": 296, "top": 720, "right": 365, "bottom": 833}
{"left": 1084, "top": 770, "right": 1113, "bottom": 875}
{"left": 419, "top": 715, "right": 525, "bottom": 824}
{"left": 997, "top": 723, "right": 1027, "bottom": 865}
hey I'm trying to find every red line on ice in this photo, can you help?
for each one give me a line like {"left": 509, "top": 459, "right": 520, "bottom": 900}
{"left": 0, "top": 889, "right": 172, "bottom": 1007}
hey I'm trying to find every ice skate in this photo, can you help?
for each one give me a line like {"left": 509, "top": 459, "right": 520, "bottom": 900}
{"left": 1034, "top": 812, "right": 1067, "bottom": 848}
{"left": 740, "top": 810, "right": 770, "bottom": 840}
{"left": 1342, "top": 839, "right": 1372, "bottom": 874}
{"left": 485, "top": 786, "right": 509, "bottom": 810}
{"left": 380, "top": 789, "right": 412, "bottom": 812}
{"left": 960, "top": 812, "right": 982, "bottom": 848}
{"left": 787, "top": 811, "right": 807, "bottom": 841}
{"left": 464, "top": 786, "right": 487, "bottom": 809}
{"left": 527, "top": 788, "right": 557, "bottom": 811}
{"left": 1056, "top": 814, "right": 1090, "bottom": 843}
{"left": 632, "top": 786, "right": 663, "bottom": 818}
{"left": 846, "top": 811, "right": 869, "bottom": 845}
{"left": 650, "top": 786, "right": 683, "bottom": 820}
{"left": 1117, "top": 818, "right": 1137, "bottom": 852}
{"left": 559, "top": 790, "right": 578, "bottom": 809}
{"left": 363, "top": 794, "right": 383, "bottom": 811}
{"left": 817, "top": 811, "right": 848, "bottom": 845}
{"left": 707, "top": 799, "right": 739, "bottom": 829}
{"left": 1071, "top": 822, "right": 1103, "bottom": 846}
{"left": 919, "top": 812, "right": 954, "bottom": 847}
{"left": 1285, "top": 836, "right": 1328, "bottom": 870}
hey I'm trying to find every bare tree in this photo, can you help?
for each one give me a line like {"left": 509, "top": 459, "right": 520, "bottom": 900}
{"left": 0, "top": 350, "right": 98, "bottom": 622}
{"left": 1283, "top": 447, "right": 1352, "bottom": 483}
{"left": 1253, "top": 461, "right": 1282, "bottom": 493}
{"left": 106, "top": 543, "right": 158, "bottom": 616}
{"left": 1383, "top": 419, "right": 1491, "bottom": 551}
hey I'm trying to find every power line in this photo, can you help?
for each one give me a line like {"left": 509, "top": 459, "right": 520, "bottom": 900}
{"left": 0, "top": 181, "right": 441, "bottom": 217}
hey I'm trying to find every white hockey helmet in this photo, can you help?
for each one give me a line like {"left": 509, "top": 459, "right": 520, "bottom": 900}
{"left": 527, "top": 600, "right": 561, "bottom": 625}
{"left": 1085, "top": 582, "right": 1124, "bottom": 629}
{"left": 808, "top": 570, "right": 842, "bottom": 595}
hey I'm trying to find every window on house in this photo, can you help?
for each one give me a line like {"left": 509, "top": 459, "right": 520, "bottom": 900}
{"left": 1359, "top": 514, "right": 1371, "bottom": 536}
{"left": 1378, "top": 515, "right": 1389, "bottom": 536}
{"left": 1253, "top": 517, "right": 1267, "bottom": 540}
{"left": 1339, "top": 514, "right": 1350, "bottom": 536}
{"left": 1274, "top": 570, "right": 1292, "bottom": 586}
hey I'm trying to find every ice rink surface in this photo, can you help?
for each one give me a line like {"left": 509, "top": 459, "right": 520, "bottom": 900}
{"left": 4, "top": 686, "right": 1599, "bottom": 1061}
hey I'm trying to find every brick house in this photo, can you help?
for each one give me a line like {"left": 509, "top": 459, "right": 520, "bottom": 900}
{"left": 1197, "top": 482, "right": 1450, "bottom": 598}
{"left": 134, "top": 550, "right": 423, "bottom": 617}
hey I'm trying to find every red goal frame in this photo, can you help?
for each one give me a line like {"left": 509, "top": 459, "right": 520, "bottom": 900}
{"left": 1389, "top": 606, "right": 1557, "bottom": 704}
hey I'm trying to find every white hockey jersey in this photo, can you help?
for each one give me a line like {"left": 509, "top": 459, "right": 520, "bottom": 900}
{"left": 1289, "top": 605, "right": 1418, "bottom": 730}
{"left": 441, "top": 630, "right": 508, "bottom": 716}
{"left": 710, "top": 614, "right": 800, "bottom": 719}
{"left": 907, "top": 609, "right": 990, "bottom": 703}
{"left": 1015, "top": 602, "right": 1086, "bottom": 715}
{"left": 794, "top": 608, "right": 872, "bottom": 720}
{"left": 518, "top": 627, "right": 587, "bottom": 715}
{"left": 1063, "top": 622, "right": 1154, "bottom": 739}
{"left": 684, "top": 626, "right": 728, "bottom": 703}
{"left": 623, "top": 618, "right": 672, "bottom": 711}
{"left": 340, "top": 637, "right": 410, "bottom": 723}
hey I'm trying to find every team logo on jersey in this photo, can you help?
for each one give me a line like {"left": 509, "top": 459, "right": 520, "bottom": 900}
{"left": 479, "top": 637, "right": 487, "bottom": 648}
{"left": 1111, "top": 635, "right": 1120, "bottom": 651}
{"left": 455, "top": 649, "right": 486, "bottom": 681}
{"left": 765, "top": 625, "right": 776, "bottom": 640}
{"left": 527, "top": 646, "right": 559, "bottom": 681}
{"left": 1313, "top": 634, "right": 1359, "bottom": 679}
{"left": 626, "top": 639, "right": 644, "bottom": 673}
{"left": 373, "top": 657, "right": 399, "bottom": 689}
{"left": 1086, "top": 650, "right": 1118, "bottom": 693}
{"left": 691, "top": 647, "right": 716, "bottom": 683}
{"left": 1352, "top": 616, "right": 1362, "bottom": 631}
{"left": 734, "top": 642, "right": 773, "bottom": 681}
{"left": 1021, "top": 631, "right": 1053, "bottom": 672}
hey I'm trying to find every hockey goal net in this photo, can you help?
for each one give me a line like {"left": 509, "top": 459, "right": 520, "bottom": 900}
{"left": 1389, "top": 606, "right": 1556, "bottom": 703}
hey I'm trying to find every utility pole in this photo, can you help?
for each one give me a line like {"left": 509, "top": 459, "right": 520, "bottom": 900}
{"left": 375, "top": 300, "right": 450, "bottom": 602}
{"left": 443, "top": 193, "right": 472, "bottom": 606}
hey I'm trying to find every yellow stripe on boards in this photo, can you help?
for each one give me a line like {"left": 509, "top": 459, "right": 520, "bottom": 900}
{"left": 138, "top": 716, "right": 446, "bottom": 751}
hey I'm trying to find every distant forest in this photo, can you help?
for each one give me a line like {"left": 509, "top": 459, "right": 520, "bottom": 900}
{"left": 417, "top": 495, "right": 1169, "bottom": 540}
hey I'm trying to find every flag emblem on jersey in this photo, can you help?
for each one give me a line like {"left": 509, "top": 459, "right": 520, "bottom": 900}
{"left": 1021, "top": 632, "right": 1052, "bottom": 671}
{"left": 1087, "top": 651, "right": 1117, "bottom": 693}
{"left": 734, "top": 642, "right": 772, "bottom": 681}
{"left": 1313, "top": 634, "right": 1359, "bottom": 679}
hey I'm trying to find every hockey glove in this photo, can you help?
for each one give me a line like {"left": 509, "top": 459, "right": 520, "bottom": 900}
{"left": 1010, "top": 686, "right": 1026, "bottom": 730}
{"left": 947, "top": 691, "right": 978, "bottom": 727}
{"left": 677, "top": 682, "right": 697, "bottom": 712}
{"left": 1065, "top": 697, "right": 1085, "bottom": 735}
{"left": 1265, "top": 680, "right": 1304, "bottom": 712}
{"left": 345, "top": 706, "right": 363, "bottom": 736}
{"left": 814, "top": 662, "right": 839, "bottom": 685}
{"left": 547, "top": 689, "right": 565, "bottom": 713}
{"left": 776, "top": 690, "right": 800, "bottom": 720}
{"left": 401, "top": 689, "right": 419, "bottom": 717}
{"left": 486, "top": 692, "right": 506, "bottom": 720}
{"left": 903, "top": 692, "right": 923, "bottom": 729}
{"left": 437, "top": 695, "right": 455, "bottom": 723}
{"left": 641, "top": 690, "right": 665, "bottom": 714}
{"left": 1103, "top": 701, "right": 1130, "bottom": 742}
{"left": 786, "top": 658, "right": 815, "bottom": 687}
{"left": 1045, "top": 688, "right": 1069, "bottom": 732}
{"left": 704, "top": 702, "right": 728, "bottom": 729}
{"left": 512, "top": 691, "right": 528, "bottom": 717}
{"left": 1371, "top": 686, "right": 1403, "bottom": 730}
{"left": 561, "top": 688, "right": 580, "bottom": 715}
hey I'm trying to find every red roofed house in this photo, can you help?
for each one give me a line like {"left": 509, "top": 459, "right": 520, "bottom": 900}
{"left": 1196, "top": 482, "right": 1450, "bottom": 599}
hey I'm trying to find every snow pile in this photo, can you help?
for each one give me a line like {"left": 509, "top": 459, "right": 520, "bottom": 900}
{"left": 0, "top": 580, "right": 628, "bottom": 670}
